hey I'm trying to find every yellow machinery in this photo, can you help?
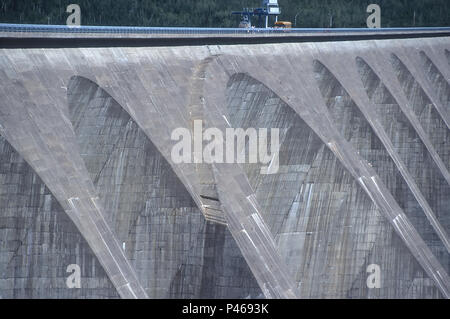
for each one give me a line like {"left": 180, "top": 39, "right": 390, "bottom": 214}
{"left": 274, "top": 21, "right": 292, "bottom": 28}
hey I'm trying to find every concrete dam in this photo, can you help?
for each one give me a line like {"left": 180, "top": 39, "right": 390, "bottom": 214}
{"left": 0, "top": 27, "right": 449, "bottom": 299}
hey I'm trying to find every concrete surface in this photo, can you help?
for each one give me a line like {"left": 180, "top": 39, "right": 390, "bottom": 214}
{"left": 0, "top": 35, "right": 449, "bottom": 298}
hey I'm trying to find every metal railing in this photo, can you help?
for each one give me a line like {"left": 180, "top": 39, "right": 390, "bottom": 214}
{"left": 1, "top": 23, "right": 450, "bottom": 35}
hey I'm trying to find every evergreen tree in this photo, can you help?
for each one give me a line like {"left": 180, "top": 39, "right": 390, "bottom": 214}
{"left": 0, "top": 0, "right": 448, "bottom": 28}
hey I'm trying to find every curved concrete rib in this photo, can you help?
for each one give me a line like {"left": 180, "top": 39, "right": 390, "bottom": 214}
{"left": 201, "top": 65, "right": 382, "bottom": 298}
{"left": 67, "top": 49, "right": 275, "bottom": 298}
{"left": 0, "top": 135, "right": 119, "bottom": 298}
{"left": 68, "top": 75, "right": 192, "bottom": 296}
{"left": 417, "top": 39, "right": 450, "bottom": 82}
{"left": 199, "top": 58, "right": 300, "bottom": 299}
{"left": 0, "top": 54, "right": 147, "bottom": 299}
{"left": 1, "top": 38, "right": 449, "bottom": 299}
{"left": 0, "top": 116, "right": 147, "bottom": 299}
{"left": 75, "top": 47, "right": 214, "bottom": 230}
{"left": 213, "top": 163, "right": 299, "bottom": 298}
{"left": 395, "top": 49, "right": 450, "bottom": 127}
{"left": 419, "top": 50, "right": 450, "bottom": 114}
{"left": 311, "top": 57, "right": 450, "bottom": 253}
{"left": 356, "top": 56, "right": 450, "bottom": 252}
{"left": 363, "top": 50, "right": 450, "bottom": 189}
{"left": 307, "top": 97, "right": 450, "bottom": 298}
{"left": 390, "top": 53, "right": 450, "bottom": 172}
{"left": 205, "top": 49, "right": 450, "bottom": 298}
{"left": 311, "top": 56, "right": 450, "bottom": 285}
{"left": 66, "top": 75, "right": 262, "bottom": 299}
{"left": 202, "top": 80, "right": 299, "bottom": 297}
{"left": 57, "top": 44, "right": 448, "bottom": 298}
{"left": 224, "top": 72, "right": 392, "bottom": 298}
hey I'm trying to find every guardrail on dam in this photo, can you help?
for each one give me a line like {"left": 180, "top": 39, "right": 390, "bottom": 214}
{"left": 2, "top": 24, "right": 450, "bottom": 47}
{"left": 0, "top": 25, "right": 449, "bottom": 299}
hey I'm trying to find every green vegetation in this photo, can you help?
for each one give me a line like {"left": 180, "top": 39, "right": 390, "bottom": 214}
{"left": 0, "top": 0, "right": 448, "bottom": 28}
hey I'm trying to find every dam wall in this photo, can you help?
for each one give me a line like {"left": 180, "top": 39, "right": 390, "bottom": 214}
{"left": 0, "top": 36, "right": 449, "bottom": 298}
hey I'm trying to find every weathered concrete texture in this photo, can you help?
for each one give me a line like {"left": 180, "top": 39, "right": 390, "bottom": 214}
{"left": 391, "top": 54, "right": 450, "bottom": 172}
{"left": 314, "top": 61, "right": 448, "bottom": 297}
{"left": 314, "top": 59, "right": 448, "bottom": 267}
{"left": 225, "top": 73, "right": 444, "bottom": 298}
{"left": 0, "top": 135, "right": 118, "bottom": 298}
{"left": 66, "top": 76, "right": 261, "bottom": 298}
{"left": 356, "top": 57, "right": 450, "bottom": 247}
{"left": 420, "top": 51, "right": 450, "bottom": 116}
{"left": 0, "top": 36, "right": 449, "bottom": 299}
{"left": 226, "top": 74, "right": 381, "bottom": 297}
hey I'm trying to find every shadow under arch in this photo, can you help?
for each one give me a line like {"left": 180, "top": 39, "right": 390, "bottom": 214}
{"left": 356, "top": 56, "right": 450, "bottom": 248}
{"left": 446, "top": 49, "right": 450, "bottom": 66}
{"left": 418, "top": 51, "right": 450, "bottom": 114}
{"left": 312, "top": 60, "right": 448, "bottom": 297}
{"left": 225, "top": 72, "right": 426, "bottom": 298}
{"left": 66, "top": 75, "right": 261, "bottom": 299}
{"left": 0, "top": 133, "right": 119, "bottom": 299}
{"left": 390, "top": 53, "right": 450, "bottom": 172}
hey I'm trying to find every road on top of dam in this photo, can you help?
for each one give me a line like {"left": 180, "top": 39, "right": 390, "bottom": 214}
{"left": 1, "top": 24, "right": 450, "bottom": 48}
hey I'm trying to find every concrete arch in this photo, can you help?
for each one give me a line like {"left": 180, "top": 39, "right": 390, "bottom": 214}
{"left": 390, "top": 53, "right": 450, "bottom": 172}
{"left": 446, "top": 49, "right": 450, "bottom": 65}
{"left": 314, "top": 58, "right": 412, "bottom": 194}
{"left": 387, "top": 47, "right": 450, "bottom": 128}
{"left": 225, "top": 72, "right": 388, "bottom": 298}
{"left": 0, "top": 134, "right": 119, "bottom": 298}
{"left": 0, "top": 40, "right": 449, "bottom": 299}
{"left": 313, "top": 59, "right": 449, "bottom": 292}
{"left": 66, "top": 75, "right": 261, "bottom": 299}
{"left": 0, "top": 58, "right": 148, "bottom": 299}
{"left": 356, "top": 56, "right": 450, "bottom": 252}
{"left": 200, "top": 51, "right": 449, "bottom": 298}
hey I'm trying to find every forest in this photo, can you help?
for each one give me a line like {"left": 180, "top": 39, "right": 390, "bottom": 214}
{"left": 0, "top": 0, "right": 449, "bottom": 28}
